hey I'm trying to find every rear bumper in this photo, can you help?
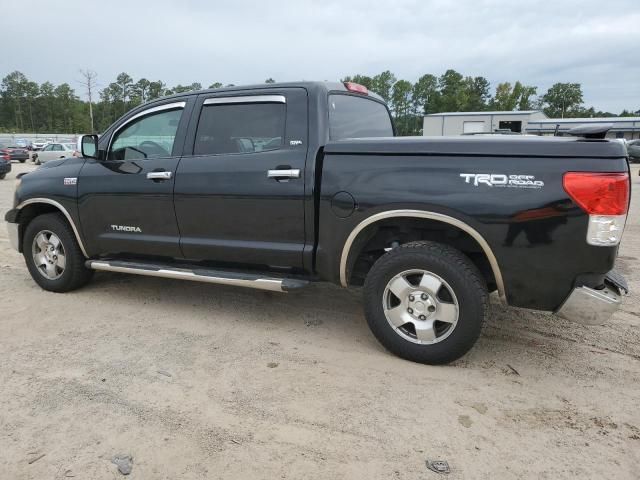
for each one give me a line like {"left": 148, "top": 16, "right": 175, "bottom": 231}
{"left": 557, "top": 271, "right": 628, "bottom": 325}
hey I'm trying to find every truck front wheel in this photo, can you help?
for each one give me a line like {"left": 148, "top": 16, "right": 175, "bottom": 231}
{"left": 363, "top": 241, "right": 488, "bottom": 365}
{"left": 22, "top": 213, "right": 93, "bottom": 292}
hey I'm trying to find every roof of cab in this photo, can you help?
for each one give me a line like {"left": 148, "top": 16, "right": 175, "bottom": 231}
{"left": 157, "top": 81, "right": 385, "bottom": 103}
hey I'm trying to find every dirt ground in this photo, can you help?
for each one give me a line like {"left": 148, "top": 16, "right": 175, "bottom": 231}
{"left": 1, "top": 161, "right": 639, "bottom": 479}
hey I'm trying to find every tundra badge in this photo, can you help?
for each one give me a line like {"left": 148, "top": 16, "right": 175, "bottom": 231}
{"left": 111, "top": 225, "right": 142, "bottom": 233}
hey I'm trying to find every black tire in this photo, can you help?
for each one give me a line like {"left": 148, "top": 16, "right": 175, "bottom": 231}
{"left": 19, "top": 159, "right": 26, "bottom": 163}
{"left": 363, "top": 241, "right": 488, "bottom": 365}
{"left": 22, "top": 213, "right": 93, "bottom": 292}
{"left": 0, "top": 173, "right": 5, "bottom": 180}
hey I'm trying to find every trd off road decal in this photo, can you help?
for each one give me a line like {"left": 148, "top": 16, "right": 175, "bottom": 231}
{"left": 460, "top": 173, "right": 544, "bottom": 189}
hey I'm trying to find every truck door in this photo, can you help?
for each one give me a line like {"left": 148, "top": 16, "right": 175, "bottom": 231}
{"left": 78, "top": 100, "right": 191, "bottom": 258}
{"left": 174, "top": 88, "right": 308, "bottom": 268}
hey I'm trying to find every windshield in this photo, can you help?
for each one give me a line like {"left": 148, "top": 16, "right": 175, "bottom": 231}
{"left": 64, "top": 143, "right": 76, "bottom": 150}
{"left": 328, "top": 94, "right": 394, "bottom": 140}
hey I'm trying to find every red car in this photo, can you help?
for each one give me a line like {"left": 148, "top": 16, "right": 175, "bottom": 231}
{"left": 0, "top": 145, "right": 11, "bottom": 179}
{"left": 0, "top": 142, "right": 29, "bottom": 163}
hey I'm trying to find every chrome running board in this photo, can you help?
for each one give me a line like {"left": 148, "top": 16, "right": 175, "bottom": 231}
{"left": 86, "top": 260, "right": 310, "bottom": 292}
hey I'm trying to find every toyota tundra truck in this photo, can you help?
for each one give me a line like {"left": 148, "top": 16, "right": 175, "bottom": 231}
{"left": 4, "top": 81, "right": 630, "bottom": 364}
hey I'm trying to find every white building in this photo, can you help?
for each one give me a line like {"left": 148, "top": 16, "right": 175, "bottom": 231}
{"left": 525, "top": 117, "right": 640, "bottom": 140}
{"left": 423, "top": 110, "right": 548, "bottom": 136}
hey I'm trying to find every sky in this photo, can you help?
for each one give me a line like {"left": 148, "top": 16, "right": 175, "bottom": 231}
{"left": 1, "top": 0, "right": 638, "bottom": 113}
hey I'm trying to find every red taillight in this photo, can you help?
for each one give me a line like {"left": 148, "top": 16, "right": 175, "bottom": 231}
{"left": 344, "top": 82, "right": 368, "bottom": 95}
{"left": 563, "top": 172, "right": 629, "bottom": 215}
{"left": 1, "top": 155, "right": 9, "bottom": 161}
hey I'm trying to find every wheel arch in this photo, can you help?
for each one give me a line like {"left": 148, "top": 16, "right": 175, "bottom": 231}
{"left": 339, "top": 209, "right": 506, "bottom": 303}
{"left": 14, "top": 198, "right": 88, "bottom": 257}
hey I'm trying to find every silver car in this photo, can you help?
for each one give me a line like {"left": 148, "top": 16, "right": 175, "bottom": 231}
{"left": 36, "top": 142, "right": 78, "bottom": 165}
{"left": 627, "top": 139, "right": 640, "bottom": 162}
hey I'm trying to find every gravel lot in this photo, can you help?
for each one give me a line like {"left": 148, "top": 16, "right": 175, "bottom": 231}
{"left": 1, "top": 161, "right": 639, "bottom": 479}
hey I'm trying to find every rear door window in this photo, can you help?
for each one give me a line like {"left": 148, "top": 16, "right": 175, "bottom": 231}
{"left": 194, "top": 102, "right": 286, "bottom": 155}
{"left": 328, "top": 94, "right": 393, "bottom": 140}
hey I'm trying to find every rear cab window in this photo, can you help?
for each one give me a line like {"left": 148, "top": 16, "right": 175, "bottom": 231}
{"left": 328, "top": 94, "right": 394, "bottom": 140}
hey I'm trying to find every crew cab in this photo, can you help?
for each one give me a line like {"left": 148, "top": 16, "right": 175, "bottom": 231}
{"left": 4, "top": 82, "right": 631, "bottom": 364}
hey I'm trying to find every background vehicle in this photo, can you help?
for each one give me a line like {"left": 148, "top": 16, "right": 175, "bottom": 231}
{"left": 627, "top": 139, "right": 640, "bottom": 162}
{"left": 0, "top": 142, "right": 29, "bottom": 163}
{"left": 4, "top": 82, "right": 630, "bottom": 365}
{"left": 14, "top": 138, "right": 33, "bottom": 151}
{"left": 32, "top": 139, "right": 49, "bottom": 151}
{"left": 0, "top": 149, "right": 11, "bottom": 179}
{"left": 35, "top": 142, "right": 77, "bottom": 164}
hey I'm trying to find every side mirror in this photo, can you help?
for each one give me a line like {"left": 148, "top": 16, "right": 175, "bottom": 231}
{"left": 81, "top": 134, "right": 99, "bottom": 159}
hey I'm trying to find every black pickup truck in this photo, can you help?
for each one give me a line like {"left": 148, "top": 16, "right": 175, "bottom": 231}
{"left": 5, "top": 81, "right": 630, "bottom": 364}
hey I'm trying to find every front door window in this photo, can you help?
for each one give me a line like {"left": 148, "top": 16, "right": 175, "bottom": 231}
{"left": 108, "top": 108, "right": 183, "bottom": 160}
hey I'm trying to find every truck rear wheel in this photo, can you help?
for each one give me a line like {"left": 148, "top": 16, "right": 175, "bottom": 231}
{"left": 23, "top": 213, "right": 93, "bottom": 292}
{"left": 363, "top": 241, "right": 487, "bottom": 364}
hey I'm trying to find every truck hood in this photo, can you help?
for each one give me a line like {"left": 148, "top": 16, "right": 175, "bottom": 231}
{"left": 39, "top": 158, "right": 71, "bottom": 169}
{"left": 325, "top": 136, "right": 627, "bottom": 158}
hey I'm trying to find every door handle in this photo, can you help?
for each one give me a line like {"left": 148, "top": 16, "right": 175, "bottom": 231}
{"left": 267, "top": 169, "right": 300, "bottom": 179}
{"left": 146, "top": 171, "right": 172, "bottom": 180}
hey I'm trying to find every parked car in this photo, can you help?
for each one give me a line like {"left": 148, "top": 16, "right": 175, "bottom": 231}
{"left": 627, "top": 139, "right": 640, "bottom": 162}
{"left": 32, "top": 139, "right": 49, "bottom": 151}
{"left": 4, "top": 81, "right": 630, "bottom": 365}
{"left": 0, "top": 146, "right": 11, "bottom": 179}
{"left": 14, "top": 138, "right": 33, "bottom": 151}
{"left": 35, "top": 142, "right": 77, "bottom": 165}
{"left": 0, "top": 143, "right": 29, "bottom": 163}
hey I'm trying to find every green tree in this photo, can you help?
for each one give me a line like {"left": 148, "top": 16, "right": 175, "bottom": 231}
{"left": 131, "top": 78, "right": 151, "bottom": 105}
{"left": 619, "top": 109, "right": 639, "bottom": 117}
{"left": 464, "top": 76, "right": 491, "bottom": 111}
{"left": 265, "top": 78, "right": 275, "bottom": 83}
{"left": 371, "top": 71, "right": 396, "bottom": 103}
{"left": 492, "top": 81, "right": 537, "bottom": 111}
{"left": 23, "top": 81, "right": 39, "bottom": 132}
{"left": 435, "top": 69, "right": 467, "bottom": 112}
{"left": 147, "top": 80, "right": 167, "bottom": 100}
{"left": 115, "top": 72, "right": 133, "bottom": 114}
{"left": 1, "top": 71, "right": 28, "bottom": 130}
{"left": 53, "top": 83, "right": 78, "bottom": 132}
{"left": 171, "top": 82, "right": 202, "bottom": 93}
{"left": 208, "top": 82, "right": 223, "bottom": 89}
{"left": 542, "top": 83, "right": 583, "bottom": 118}
{"left": 171, "top": 85, "right": 191, "bottom": 93}
{"left": 39, "top": 81, "right": 56, "bottom": 131}
{"left": 412, "top": 74, "right": 438, "bottom": 115}
{"left": 390, "top": 79, "right": 413, "bottom": 135}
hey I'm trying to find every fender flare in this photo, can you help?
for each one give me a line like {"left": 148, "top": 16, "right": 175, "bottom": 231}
{"left": 339, "top": 209, "right": 507, "bottom": 304}
{"left": 15, "top": 198, "right": 89, "bottom": 258}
